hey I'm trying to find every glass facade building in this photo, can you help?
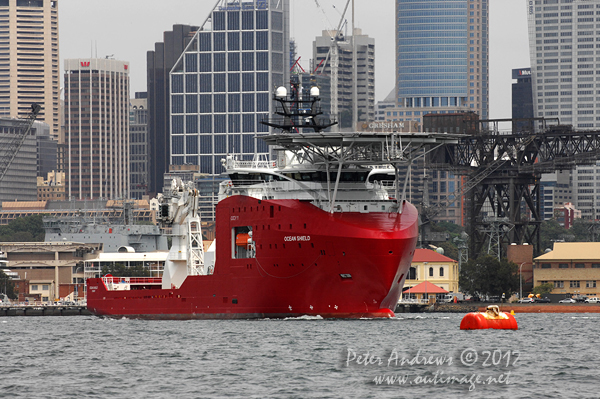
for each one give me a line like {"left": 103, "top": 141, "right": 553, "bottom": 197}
{"left": 169, "top": 0, "right": 289, "bottom": 176}
{"left": 395, "top": 0, "right": 488, "bottom": 124}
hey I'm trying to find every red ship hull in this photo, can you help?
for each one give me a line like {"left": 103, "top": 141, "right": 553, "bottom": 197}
{"left": 87, "top": 196, "right": 418, "bottom": 319}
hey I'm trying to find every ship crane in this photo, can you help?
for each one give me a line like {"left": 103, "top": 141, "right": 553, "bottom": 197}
{"left": 158, "top": 178, "right": 206, "bottom": 289}
{"left": 0, "top": 103, "right": 41, "bottom": 182}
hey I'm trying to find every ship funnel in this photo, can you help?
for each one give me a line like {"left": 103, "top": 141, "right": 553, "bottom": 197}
{"left": 310, "top": 86, "right": 320, "bottom": 97}
{"left": 275, "top": 86, "right": 287, "bottom": 98}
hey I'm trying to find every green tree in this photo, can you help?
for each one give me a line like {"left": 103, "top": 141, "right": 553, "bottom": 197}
{"left": 459, "top": 255, "right": 520, "bottom": 298}
{"left": 0, "top": 214, "right": 45, "bottom": 242}
{"left": 101, "top": 263, "right": 150, "bottom": 277}
{"left": 570, "top": 218, "right": 592, "bottom": 242}
{"left": 540, "top": 219, "right": 572, "bottom": 251}
{"left": 531, "top": 282, "right": 554, "bottom": 296}
{"left": 0, "top": 270, "right": 16, "bottom": 300}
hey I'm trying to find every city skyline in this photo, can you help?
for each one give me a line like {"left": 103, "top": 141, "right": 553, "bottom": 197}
{"left": 58, "top": 0, "right": 530, "bottom": 122}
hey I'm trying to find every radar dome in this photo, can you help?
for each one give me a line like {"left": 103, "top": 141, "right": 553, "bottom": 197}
{"left": 310, "top": 86, "right": 320, "bottom": 97}
{"left": 435, "top": 247, "right": 444, "bottom": 255}
{"left": 275, "top": 86, "right": 287, "bottom": 98}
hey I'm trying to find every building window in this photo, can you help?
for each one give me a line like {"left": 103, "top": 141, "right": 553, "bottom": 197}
{"left": 42, "top": 284, "right": 49, "bottom": 290}
{"left": 541, "top": 263, "right": 551, "bottom": 269}
{"left": 570, "top": 281, "right": 580, "bottom": 288}
{"left": 575, "top": 263, "right": 585, "bottom": 268}
{"left": 439, "top": 267, "right": 444, "bottom": 277}
{"left": 559, "top": 263, "right": 569, "bottom": 268}
{"left": 408, "top": 267, "right": 416, "bottom": 280}
{"left": 31, "top": 284, "right": 38, "bottom": 291}
{"left": 429, "top": 267, "right": 433, "bottom": 277}
{"left": 554, "top": 281, "right": 564, "bottom": 288}
{"left": 586, "top": 281, "right": 596, "bottom": 288}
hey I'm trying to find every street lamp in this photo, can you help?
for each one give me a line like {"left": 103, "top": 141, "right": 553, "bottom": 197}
{"left": 519, "top": 262, "right": 526, "bottom": 300}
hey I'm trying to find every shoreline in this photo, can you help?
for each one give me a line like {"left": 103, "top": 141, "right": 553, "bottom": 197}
{"left": 431, "top": 302, "right": 600, "bottom": 314}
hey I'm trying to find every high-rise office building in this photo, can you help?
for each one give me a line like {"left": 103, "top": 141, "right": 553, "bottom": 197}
{"left": 387, "top": 0, "right": 489, "bottom": 227}
{"left": 512, "top": 68, "right": 534, "bottom": 132}
{"left": 147, "top": 24, "right": 199, "bottom": 197}
{"left": 526, "top": 0, "right": 600, "bottom": 129}
{"left": 395, "top": 0, "right": 489, "bottom": 125}
{"left": 0, "top": 117, "right": 40, "bottom": 202}
{"left": 64, "top": 58, "right": 130, "bottom": 200}
{"left": 0, "top": 0, "right": 60, "bottom": 139}
{"left": 527, "top": 0, "right": 600, "bottom": 219}
{"left": 313, "top": 28, "right": 375, "bottom": 126}
{"left": 130, "top": 92, "right": 148, "bottom": 200}
{"left": 169, "top": 0, "right": 289, "bottom": 177}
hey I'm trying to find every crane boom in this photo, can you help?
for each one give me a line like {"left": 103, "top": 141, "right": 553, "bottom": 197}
{"left": 0, "top": 103, "right": 41, "bottom": 182}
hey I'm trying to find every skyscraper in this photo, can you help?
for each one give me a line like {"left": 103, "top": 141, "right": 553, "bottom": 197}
{"left": 169, "top": 0, "right": 289, "bottom": 177}
{"left": 395, "top": 0, "right": 489, "bottom": 124}
{"left": 64, "top": 58, "right": 130, "bottom": 200}
{"left": 313, "top": 28, "right": 375, "bottom": 126}
{"left": 0, "top": 0, "right": 60, "bottom": 139}
{"left": 130, "top": 92, "right": 148, "bottom": 200}
{"left": 526, "top": 0, "right": 600, "bottom": 219}
{"left": 526, "top": 0, "right": 600, "bottom": 129}
{"left": 147, "top": 24, "right": 198, "bottom": 197}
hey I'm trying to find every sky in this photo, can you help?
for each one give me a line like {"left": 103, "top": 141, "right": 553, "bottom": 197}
{"left": 59, "top": 0, "right": 530, "bottom": 120}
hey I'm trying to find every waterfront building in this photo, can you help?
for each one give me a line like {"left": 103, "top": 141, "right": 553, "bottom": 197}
{"left": 147, "top": 24, "right": 199, "bottom": 197}
{"left": 0, "top": 198, "right": 156, "bottom": 226}
{"left": 64, "top": 58, "right": 130, "bottom": 200}
{"left": 403, "top": 248, "right": 459, "bottom": 299}
{"left": 533, "top": 242, "right": 600, "bottom": 297}
{"left": 0, "top": 0, "right": 60, "bottom": 140}
{"left": 395, "top": 0, "right": 489, "bottom": 125}
{"left": 130, "top": 92, "right": 149, "bottom": 200}
{"left": 0, "top": 242, "right": 101, "bottom": 302}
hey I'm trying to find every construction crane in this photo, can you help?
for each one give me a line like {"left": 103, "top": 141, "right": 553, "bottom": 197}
{"left": 0, "top": 103, "right": 41, "bottom": 182}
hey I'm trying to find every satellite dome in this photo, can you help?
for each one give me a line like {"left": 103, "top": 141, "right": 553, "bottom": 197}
{"left": 275, "top": 86, "right": 287, "bottom": 98}
{"left": 435, "top": 247, "right": 444, "bottom": 255}
{"left": 310, "top": 86, "right": 320, "bottom": 97}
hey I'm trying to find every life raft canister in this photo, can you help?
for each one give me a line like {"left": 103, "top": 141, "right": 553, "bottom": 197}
{"left": 460, "top": 305, "right": 518, "bottom": 330}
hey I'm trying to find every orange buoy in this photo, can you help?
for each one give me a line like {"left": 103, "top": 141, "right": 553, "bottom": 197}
{"left": 460, "top": 305, "right": 518, "bottom": 330}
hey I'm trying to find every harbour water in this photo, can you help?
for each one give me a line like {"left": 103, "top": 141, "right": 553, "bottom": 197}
{"left": 0, "top": 313, "right": 596, "bottom": 398}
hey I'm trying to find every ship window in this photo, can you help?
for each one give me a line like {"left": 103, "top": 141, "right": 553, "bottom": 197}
{"left": 232, "top": 226, "right": 255, "bottom": 259}
{"left": 270, "top": 206, "right": 274, "bottom": 218}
